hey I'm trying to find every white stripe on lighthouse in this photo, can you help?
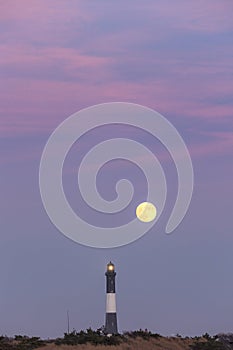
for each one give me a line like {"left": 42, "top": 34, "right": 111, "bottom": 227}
{"left": 106, "top": 293, "right": 116, "bottom": 313}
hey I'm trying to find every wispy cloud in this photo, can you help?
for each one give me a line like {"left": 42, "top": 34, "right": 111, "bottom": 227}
{"left": 146, "top": 0, "right": 233, "bottom": 33}
{"left": 1, "top": 0, "right": 232, "bottom": 161}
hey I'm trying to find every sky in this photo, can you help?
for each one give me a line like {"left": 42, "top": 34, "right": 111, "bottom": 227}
{"left": 1, "top": 0, "right": 233, "bottom": 339}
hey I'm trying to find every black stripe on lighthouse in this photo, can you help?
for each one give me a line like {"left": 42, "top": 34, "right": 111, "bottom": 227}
{"left": 104, "top": 261, "right": 118, "bottom": 335}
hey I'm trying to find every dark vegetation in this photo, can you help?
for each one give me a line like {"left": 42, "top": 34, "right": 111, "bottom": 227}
{"left": 0, "top": 335, "right": 47, "bottom": 350}
{"left": 0, "top": 330, "right": 232, "bottom": 350}
{"left": 55, "top": 328, "right": 123, "bottom": 346}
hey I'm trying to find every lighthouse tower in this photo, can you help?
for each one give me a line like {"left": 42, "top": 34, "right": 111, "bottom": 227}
{"left": 105, "top": 261, "right": 118, "bottom": 335}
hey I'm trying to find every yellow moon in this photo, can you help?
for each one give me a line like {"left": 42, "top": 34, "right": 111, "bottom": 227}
{"left": 136, "top": 202, "right": 157, "bottom": 223}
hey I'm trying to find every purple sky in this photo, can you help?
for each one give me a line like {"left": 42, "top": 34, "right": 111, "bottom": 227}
{"left": 1, "top": 0, "right": 233, "bottom": 338}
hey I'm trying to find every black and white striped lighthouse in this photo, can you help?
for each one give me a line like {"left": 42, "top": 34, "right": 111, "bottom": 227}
{"left": 104, "top": 261, "right": 118, "bottom": 335}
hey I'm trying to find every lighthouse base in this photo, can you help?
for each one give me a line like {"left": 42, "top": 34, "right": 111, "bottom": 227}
{"left": 105, "top": 313, "right": 118, "bottom": 335}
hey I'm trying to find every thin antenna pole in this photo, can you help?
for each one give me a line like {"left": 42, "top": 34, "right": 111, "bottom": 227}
{"left": 67, "top": 310, "right": 70, "bottom": 334}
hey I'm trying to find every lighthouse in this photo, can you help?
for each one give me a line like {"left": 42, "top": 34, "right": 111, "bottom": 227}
{"left": 105, "top": 261, "right": 118, "bottom": 335}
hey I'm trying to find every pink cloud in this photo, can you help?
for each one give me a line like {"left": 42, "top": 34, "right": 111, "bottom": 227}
{"left": 189, "top": 131, "right": 233, "bottom": 158}
{"left": 0, "top": 1, "right": 87, "bottom": 22}
{"left": 0, "top": 1, "right": 89, "bottom": 49}
{"left": 1, "top": 0, "right": 232, "bottom": 165}
{"left": 1, "top": 74, "right": 232, "bottom": 137}
{"left": 0, "top": 45, "right": 111, "bottom": 70}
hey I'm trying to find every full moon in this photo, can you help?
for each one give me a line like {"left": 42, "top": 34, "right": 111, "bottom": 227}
{"left": 136, "top": 202, "right": 157, "bottom": 223}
